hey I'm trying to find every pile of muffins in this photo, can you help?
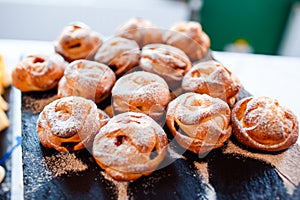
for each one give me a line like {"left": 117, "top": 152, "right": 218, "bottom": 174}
{"left": 11, "top": 18, "right": 299, "bottom": 181}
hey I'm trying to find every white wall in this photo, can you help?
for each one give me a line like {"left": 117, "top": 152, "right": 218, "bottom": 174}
{"left": 279, "top": 2, "right": 300, "bottom": 57}
{"left": 0, "top": 0, "right": 189, "bottom": 41}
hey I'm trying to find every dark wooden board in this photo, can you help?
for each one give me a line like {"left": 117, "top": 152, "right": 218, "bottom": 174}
{"left": 19, "top": 48, "right": 300, "bottom": 200}
{"left": 21, "top": 87, "right": 300, "bottom": 200}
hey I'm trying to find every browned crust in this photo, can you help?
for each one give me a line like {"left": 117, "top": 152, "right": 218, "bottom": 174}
{"left": 12, "top": 54, "right": 66, "bottom": 92}
{"left": 182, "top": 60, "right": 242, "bottom": 105}
{"left": 115, "top": 17, "right": 163, "bottom": 48}
{"left": 54, "top": 22, "right": 102, "bottom": 62}
{"left": 111, "top": 71, "right": 170, "bottom": 121}
{"left": 57, "top": 60, "right": 116, "bottom": 104}
{"left": 139, "top": 43, "right": 192, "bottom": 89}
{"left": 231, "top": 96, "right": 299, "bottom": 152}
{"left": 37, "top": 96, "right": 109, "bottom": 152}
{"left": 166, "top": 92, "right": 232, "bottom": 154}
{"left": 92, "top": 112, "right": 168, "bottom": 181}
{"left": 163, "top": 21, "right": 210, "bottom": 62}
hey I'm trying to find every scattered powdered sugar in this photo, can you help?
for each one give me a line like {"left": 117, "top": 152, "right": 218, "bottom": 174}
{"left": 23, "top": 151, "right": 54, "bottom": 194}
{"left": 167, "top": 146, "right": 186, "bottom": 160}
{"left": 23, "top": 94, "right": 58, "bottom": 114}
{"left": 100, "top": 171, "right": 129, "bottom": 200}
{"left": 194, "top": 162, "right": 209, "bottom": 183}
{"left": 42, "top": 152, "right": 88, "bottom": 177}
{"left": 24, "top": 151, "right": 87, "bottom": 195}
{"left": 194, "top": 161, "right": 217, "bottom": 200}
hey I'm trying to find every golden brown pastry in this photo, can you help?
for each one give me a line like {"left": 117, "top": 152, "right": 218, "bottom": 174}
{"left": 0, "top": 54, "right": 11, "bottom": 94}
{"left": 139, "top": 43, "right": 192, "bottom": 89}
{"left": 93, "top": 112, "right": 168, "bottom": 181}
{"left": 115, "top": 17, "right": 162, "bottom": 48}
{"left": 163, "top": 21, "right": 210, "bottom": 61}
{"left": 54, "top": 22, "right": 102, "bottom": 62}
{"left": 111, "top": 71, "right": 170, "bottom": 121}
{"left": 37, "top": 96, "right": 109, "bottom": 152}
{"left": 94, "top": 37, "right": 140, "bottom": 77}
{"left": 12, "top": 54, "right": 66, "bottom": 92}
{"left": 58, "top": 60, "right": 116, "bottom": 104}
{"left": 0, "top": 108, "right": 9, "bottom": 131}
{"left": 182, "top": 60, "right": 241, "bottom": 106}
{"left": 0, "top": 55, "right": 10, "bottom": 131}
{"left": 231, "top": 96, "right": 299, "bottom": 152}
{"left": 166, "top": 92, "right": 232, "bottom": 154}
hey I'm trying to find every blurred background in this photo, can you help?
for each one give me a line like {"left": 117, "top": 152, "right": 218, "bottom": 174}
{"left": 0, "top": 0, "right": 300, "bottom": 57}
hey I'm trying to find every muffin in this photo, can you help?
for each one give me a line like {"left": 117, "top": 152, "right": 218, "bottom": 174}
{"left": 54, "top": 22, "right": 102, "bottom": 62}
{"left": 111, "top": 71, "right": 170, "bottom": 121}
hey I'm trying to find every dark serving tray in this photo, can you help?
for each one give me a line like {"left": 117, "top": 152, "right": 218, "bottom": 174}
{"left": 21, "top": 86, "right": 300, "bottom": 200}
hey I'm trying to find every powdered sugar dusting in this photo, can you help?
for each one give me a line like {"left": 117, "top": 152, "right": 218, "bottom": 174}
{"left": 93, "top": 112, "right": 168, "bottom": 177}
{"left": 163, "top": 21, "right": 210, "bottom": 61}
{"left": 182, "top": 60, "right": 241, "bottom": 103}
{"left": 115, "top": 17, "right": 162, "bottom": 47}
{"left": 112, "top": 71, "right": 170, "bottom": 118}
{"left": 168, "top": 93, "right": 230, "bottom": 126}
{"left": 63, "top": 22, "right": 93, "bottom": 39}
{"left": 167, "top": 146, "right": 186, "bottom": 160}
{"left": 23, "top": 94, "right": 58, "bottom": 114}
{"left": 24, "top": 151, "right": 88, "bottom": 194}
{"left": 166, "top": 92, "right": 231, "bottom": 153}
{"left": 182, "top": 61, "right": 222, "bottom": 90}
{"left": 37, "top": 96, "right": 102, "bottom": 151}
{"left": 43, "top": 152, "right": 88, "bottom": 177}
{"left": 139, "top": 44, "right": 192, "bottom": 82}
{"left": 41, "top": 96, "right": 95, "bottom": 137}
{"left": 236, "top": 96, "right": 298, "bottom": 148}
{"left": 94, "top": 36, "right": 140, "bottom": 64}
{"left": 55, "top": 22, "right": 102, "bottom": 61}
{"left": 101, "top": 171, "right": 129, "bottom": 200}
{"left": 59, "top": 60, "right": 116, "bottom": 103}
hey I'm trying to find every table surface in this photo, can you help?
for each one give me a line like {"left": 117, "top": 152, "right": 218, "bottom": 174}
{"left": 1, "top": 39, "right": 300, "bottom": 199}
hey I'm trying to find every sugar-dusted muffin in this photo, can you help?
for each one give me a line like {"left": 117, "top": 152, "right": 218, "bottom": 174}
{"left": 58, "top": 60, "right": 116, "bottom": 104}
{"left": 93, "top": 112, "right": 168, "bottom": 181}
{"left": 37, "top": 96, "right": 109, "bottom": 152}
{"left": 164, "top": 21, "right": 210, "bottom": 61}
{"left": 12, "top": 54, "right": 66, "bottom": 92}
{"left": 111, "top": 71, "right": 170, "bottom": 121}
{"left": 182, "top": 60, "right": 241, "bottom": 106}
{"left": 55, "top": 22, "right": 102, "bottom": 62}
{"left": 166, "top": 92, "right": 232, "bottom": 154}
{"left": 115, "top": 17, "right": 162, "bottom": 48}
{"left": 139, "top": 43, "right": 192, "bottom": 89}
{"left": 94, "top": 37, "right": 140, "bottom": 77}
{"left": 231, "top": 96, "right": 299, "bottom": 152}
